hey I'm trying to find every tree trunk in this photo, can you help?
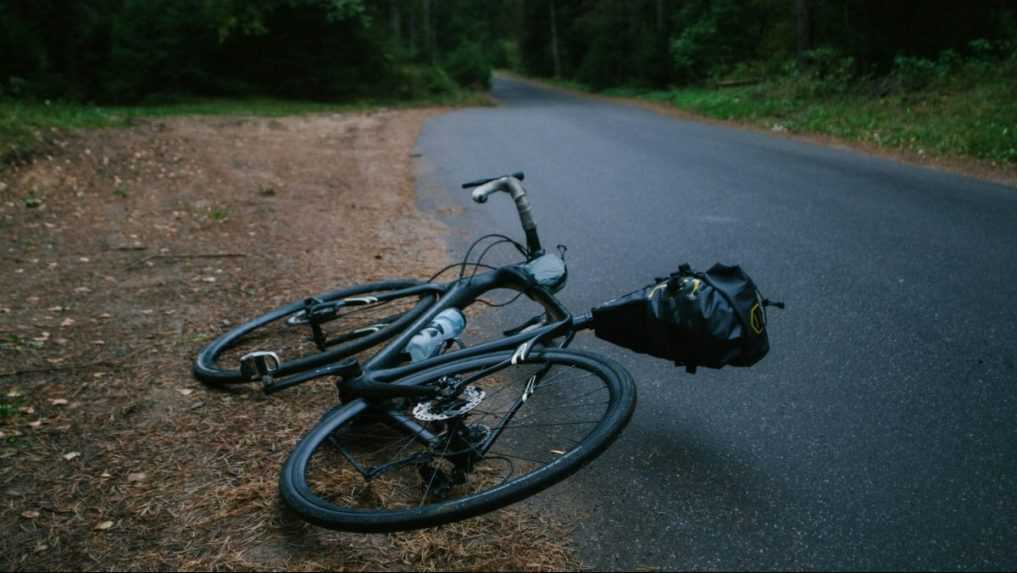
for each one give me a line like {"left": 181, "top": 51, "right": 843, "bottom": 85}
{"left": 408, "top": 1, "right": 417, "bottom": 55}
{"left": 795, "top": 0, "right": 812, "bottom": 64}
{"left": 391, "top": 0, "right": 401, "bottom": 43}
{"left": 550, "top": 0, "right": 562, "bottom": 78}
{"left": 425, "top": 0, "right": 438, "bottom": 65}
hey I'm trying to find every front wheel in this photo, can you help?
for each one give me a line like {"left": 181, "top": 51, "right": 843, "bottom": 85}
{"left": 193, "top": 280, "right": 437, "bottom": 384}
{"left": 279, "top": 349, "right": 637, "bottom": 532}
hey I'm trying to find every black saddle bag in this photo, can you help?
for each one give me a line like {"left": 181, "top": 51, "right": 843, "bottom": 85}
{"left": 591, "top": 263, "right": 781, "bottom": 373}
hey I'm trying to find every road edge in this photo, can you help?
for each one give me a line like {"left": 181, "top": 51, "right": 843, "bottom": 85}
{"left": 497, "top": 71, "right": 1017, "bottom": 190}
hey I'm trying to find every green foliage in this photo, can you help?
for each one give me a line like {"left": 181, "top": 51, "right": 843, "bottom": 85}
{"left": 892, "top": 55, "right": 941, "bottom": 90}
{"left": 444, "top": 43, "right": 492, "bottom": 89}
{"left": 785, "top": 47, "right": 856, "bottom": 97}
{"left": 631, "top": 60, "right": 1017, "bottom": 166}
{"left": 491, "top": 40, "right": 522, "bottom": 72}
{"left": 670, "top": 18, "right": 719, "bottom": 81}
{"left": 0, "top": 0, "right": 503, "bottom": 104}
{"left": 668, "top": 0, "right": 778, "bottom": 83}
{"left": 389, "top": 66, "right": 459, "bottom": 100}
{"left": 514, "top": 0, "right": 1017, "bottom": 95}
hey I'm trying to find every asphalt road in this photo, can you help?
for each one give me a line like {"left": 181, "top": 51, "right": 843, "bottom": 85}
{"left": 413, "top": 76, "right": 1017, "bottom": 570}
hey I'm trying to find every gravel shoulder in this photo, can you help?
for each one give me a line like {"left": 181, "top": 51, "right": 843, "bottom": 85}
{"left": 0, "top": 109, "right": 577, "bottom": 571}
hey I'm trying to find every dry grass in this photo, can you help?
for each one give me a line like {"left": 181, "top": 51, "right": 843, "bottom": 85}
{"left": 0, "top": 108, "right": 580, "bottom": 571}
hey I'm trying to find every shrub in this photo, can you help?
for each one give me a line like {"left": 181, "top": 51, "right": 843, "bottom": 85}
{"left": 444, "top": 43, "right": 491, "bottom": 89}
{"left": 390, "top": 65, "right": 459, "bottom": 100}
{"left": 670, "top": 19, "right": 719, "bottom": 82}
{"left": 893, "top": 55, "right": 939, "bottom": 90}
{"left": 789, "top": 47, "right": 855, "bottom": 97}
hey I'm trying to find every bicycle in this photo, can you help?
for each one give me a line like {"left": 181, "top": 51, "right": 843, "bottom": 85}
{"left": 194, "top": 172, "right": 773, "bottom": 533}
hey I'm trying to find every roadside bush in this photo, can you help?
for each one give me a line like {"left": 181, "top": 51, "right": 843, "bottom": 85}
{"left": 389, "top": 65, "right": 459, "bottom": 100}
{"left": 490, "top": 39, "right": 522, "bottom": 72}
{"left": 787, "top": 47, "right": 855, "bottom": 97}
{"left": 444, "top": 42, "right": 491, "bottom": 89}
{"left": 671, "top": 18, "right": 719, "bottom": 82}
{"left": 892, "top": 55, "right": 940, "bottom": 90}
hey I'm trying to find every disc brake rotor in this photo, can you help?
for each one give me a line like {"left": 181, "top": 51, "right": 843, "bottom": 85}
{"left": 413, "top": 385, "right": 486, "bottom": 421}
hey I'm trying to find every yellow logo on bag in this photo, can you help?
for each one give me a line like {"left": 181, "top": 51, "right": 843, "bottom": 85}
{"left": 750, "top": 302, "right": 764, "bottom": 334}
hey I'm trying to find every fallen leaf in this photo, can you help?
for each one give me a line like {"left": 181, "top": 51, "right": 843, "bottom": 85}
{"left": 78, "top": 257, "right": 90, "bottom": 263}
{"left": 48, "top": 306, "right": 63, "bottom": 312}
{"left": 94, "top": 520, "right": 114, "bottom": 531}
{"left": 100, "top": 471, "right": 111, "bottom": 478}
{"left": 22, "top": 511, "right": 40, "bottom": 519}
{"left": 177, "top": 388, "right": 194, "bottom": 396}
{"left": 63, "top": 452, "right": 81, "bottom": 461}
{"left": 99, "top": 313, "right": 112, "bottom": 319}
{"left": 127, "top": 472, "right": 147, "bottom": 482}
{"left": 50, "top": 398, "right": 69, "bottom": 406}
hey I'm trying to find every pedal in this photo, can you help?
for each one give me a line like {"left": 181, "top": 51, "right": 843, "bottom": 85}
{"left": 240, "top": 351, "right": 280, "bottom": 381}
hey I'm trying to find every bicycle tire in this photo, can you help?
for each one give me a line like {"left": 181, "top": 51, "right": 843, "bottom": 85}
{"left": 193, "top": 280, "right": 437, "bottom": 384}
{"left": 279, "top": 348, "right": 637, "bottom": 532}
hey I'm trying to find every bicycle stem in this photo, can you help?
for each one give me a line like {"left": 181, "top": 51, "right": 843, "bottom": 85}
{"left": 472, "top": 176, "right": 543, "bottom": 256}
{"left": 505, "top": 177, "right": 543, "bottom": 256}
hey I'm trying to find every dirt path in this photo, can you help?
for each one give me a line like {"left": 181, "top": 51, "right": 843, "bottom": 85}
{"left": 0, "top": 110, "right": 577, "bottom": 571}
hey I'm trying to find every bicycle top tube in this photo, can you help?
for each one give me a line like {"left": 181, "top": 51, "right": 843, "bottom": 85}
{"left": 262, "top": 261, "right": 587, "bottom": 394}
{"left": 365, "top": 263, "right": 570, "bottom": 371}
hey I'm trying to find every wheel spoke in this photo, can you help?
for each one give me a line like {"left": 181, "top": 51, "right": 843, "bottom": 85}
{"left": 284, "top": 350, "right": 634, "bottom": 531}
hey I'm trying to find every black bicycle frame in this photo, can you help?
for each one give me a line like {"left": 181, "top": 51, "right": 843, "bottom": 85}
{"left": 261, "top": 263, "right": 584, "bottom": 397}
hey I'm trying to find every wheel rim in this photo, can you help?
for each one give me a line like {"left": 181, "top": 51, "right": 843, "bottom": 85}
{"left": 283, "top": 350, "right": 632, "bottom": 531}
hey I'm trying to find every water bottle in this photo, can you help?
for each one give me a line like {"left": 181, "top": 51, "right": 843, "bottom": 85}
{"left": 402, "top": 308, "right": 466, "bottom": 362}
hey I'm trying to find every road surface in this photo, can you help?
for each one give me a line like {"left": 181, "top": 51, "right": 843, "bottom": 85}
{"left": 414, "top": 76, "right": 1017, "bottom": 570}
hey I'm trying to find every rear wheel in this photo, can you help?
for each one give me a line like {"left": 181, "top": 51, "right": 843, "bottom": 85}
{"left": 279, "top": 349, "right": 637, "bottom": 532}
{"left": 193, "top": 280, "right": 438, "bottom": 384}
